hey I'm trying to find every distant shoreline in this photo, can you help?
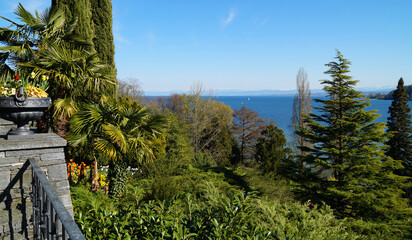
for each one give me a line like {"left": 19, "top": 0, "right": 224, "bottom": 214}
{"left": 144, "top": 88, "right": 393, "bottom": 97}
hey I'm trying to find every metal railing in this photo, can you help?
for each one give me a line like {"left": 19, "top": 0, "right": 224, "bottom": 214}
{"left": 29, "top": 158, "right": 86, "bottom": 240}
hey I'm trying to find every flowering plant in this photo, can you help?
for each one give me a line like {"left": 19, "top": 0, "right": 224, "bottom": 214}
{"left": 67, "top": 159, "right": 91, "bottom": 184}
{"left": 0, "top": 72, "right": 49, "bottom": 97}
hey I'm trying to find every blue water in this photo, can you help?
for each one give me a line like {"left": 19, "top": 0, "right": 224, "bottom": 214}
{"left": 213, "top": 96, "right": 402, "bottom": 143}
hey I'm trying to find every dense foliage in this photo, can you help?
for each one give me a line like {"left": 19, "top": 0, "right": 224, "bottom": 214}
{"left": 292, "top": 51, "right": 409, "bottom": 221}
{"left": 72, "top": 181, "right": 366, "bottom": 240}
{"left": 255, "top": 124, "right": 291, "bottom": 173}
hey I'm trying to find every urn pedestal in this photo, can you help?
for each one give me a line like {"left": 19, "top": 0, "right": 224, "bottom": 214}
{"left": 0, "top": 96, "right": 51, "bottom": 139}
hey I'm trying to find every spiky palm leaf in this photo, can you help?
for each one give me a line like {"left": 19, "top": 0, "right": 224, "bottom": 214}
{"left": 68, "top": 97, "right": 167, "bottom": 165}
{"left": 0, "top": 3, "right": 67, "bottom": 72}
{"left": 52, "top": 97, "right": 78, "bottom": 118}
{"left": 19, "top": 42, "right": 113, "bottom": 97}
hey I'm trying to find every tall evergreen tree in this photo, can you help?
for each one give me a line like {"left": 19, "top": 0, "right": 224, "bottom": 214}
{"left": 386, "top": 78, "right": 412, "bottom": 177}
{"left": 51, "top": 0, "right": 94, "bottom": 47}
{"left": 90, "top": 0, "right": 116, "bottom": 76}
{"left": 294, "top": 50, "right": 408, "bottom": 220}
{"left": 51, "top": 0, "right": 117, "bottom": 93}
{"left": 386, "top": 78, "right": 412, "bottom": 204}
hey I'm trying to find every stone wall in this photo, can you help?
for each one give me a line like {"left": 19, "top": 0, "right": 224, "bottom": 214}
{"left": 0, "top": 133, "right": 73, "bottom": 240}
{"left": 0, "top": 119, "right": 13, "bottom": 136}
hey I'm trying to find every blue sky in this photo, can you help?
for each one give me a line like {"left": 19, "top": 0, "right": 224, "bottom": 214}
{"left": 1, "top": 0, "right": 411, "bottom": 93}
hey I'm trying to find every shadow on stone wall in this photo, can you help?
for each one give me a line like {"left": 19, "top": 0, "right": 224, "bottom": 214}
{"left": 0, "top": 132, "right": 72, "bottom": 239}
{"left": 0, "top": 160, "right": 31, "bottom": 239}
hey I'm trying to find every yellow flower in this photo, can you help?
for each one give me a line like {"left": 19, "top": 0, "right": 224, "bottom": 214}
{"left": 328, "top": 177, "right": 338, "bottom": 182}
{"left": 31, "top": 72, "right": 36, "bottom": 78}
{"left": 25, "top": 85, "right": 48, "bottom": 97}
{"left": 11, "top": 88, "right": 16, "bottom": 95}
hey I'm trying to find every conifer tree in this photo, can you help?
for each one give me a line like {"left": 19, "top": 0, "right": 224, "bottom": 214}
{"left": 386, "top": 78, "right": 412, "bottom": 177}
{"left": 295, "top": 50, "right": 408, "bottom": 220}
{"left": 51, "top": 0, "right": 117, "bottom": 93}
{"left": 386, "top": 78, "right": 412, "bottom": 204}
{"left": 51, "top": 0, "right": 94, "bottom": 47}
{"left": 90, "top": 0, "right": 116, "bottom": 76}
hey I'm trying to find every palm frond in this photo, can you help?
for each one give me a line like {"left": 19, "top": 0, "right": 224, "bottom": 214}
{"left": 102, "top": 123, "right": 127, "bottom": 154}
{"left": 128, "top": 136, "right": 156, "bottom": 162}
{"left": 67, "top": 133, "right": 89, "bottom": 147}
{"left": 94, "top": 138, "right": 118, "bottom": 161}
{"left": 68, "top": 103, "right": 102, "bottom": 135}
{"left": 14, "top": 3, "right": 37, "bottom": 26}
{"left": 143, "top": 115, "right": 168, "bottom": 136}
{"left": 52, "top": 97, "right": 78, "bottom": 118}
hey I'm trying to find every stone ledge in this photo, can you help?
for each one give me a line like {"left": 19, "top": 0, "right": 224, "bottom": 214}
{"left": 5, "top": 148, "right": 64, "bottom": 158}
{"left": 0, "top": 133, "right": 66, "bottom": 151}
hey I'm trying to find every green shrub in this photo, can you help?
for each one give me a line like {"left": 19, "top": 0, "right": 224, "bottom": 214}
{"left": 72, "top": 182, "right": 367, "bottom": 239}
{"left": 343, "top": 218, "right": 412, "bottom": 240}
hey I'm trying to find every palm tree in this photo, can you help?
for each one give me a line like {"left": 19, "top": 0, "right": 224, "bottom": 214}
{"left": 0, "top": 3, "right": 115, "bottom": 134}
{"left": 0, "top": 3, "right": 77, "bottom": 77}
{"left": 67, "top": 96, "right": 167, "bottom": 196}
{"left": 21, "top": 42, "right": 114, "bottom": 135}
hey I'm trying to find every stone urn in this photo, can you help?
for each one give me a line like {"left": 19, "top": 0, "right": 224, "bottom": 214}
{"left": 0, "top": 87, "right": 51, "bottom": 139}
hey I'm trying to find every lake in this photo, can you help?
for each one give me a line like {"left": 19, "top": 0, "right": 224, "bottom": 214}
{"left": 213, "top": 96, "right": 403, "bottom": 143}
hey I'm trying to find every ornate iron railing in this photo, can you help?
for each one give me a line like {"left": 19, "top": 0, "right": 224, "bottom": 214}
{"left": 29, "top": 158, "right": 86, "bottom": 240}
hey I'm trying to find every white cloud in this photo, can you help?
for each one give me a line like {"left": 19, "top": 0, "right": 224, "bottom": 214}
{"left": 222, "top": 9, "right": 236, "bottom": 28}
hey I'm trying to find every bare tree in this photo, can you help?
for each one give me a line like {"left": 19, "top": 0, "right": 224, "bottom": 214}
{"left": 182, "top": 82, "right": 233, "bottom": 161}
{"left": 233, "top": 106, "right": 265, "bottom": 163}
{"left": 117, "top": 78, "right": 145, "bottom": 103}
{"left": 185, "top": 82, "right": 212, "bottom": 154}
{"left": 291, "top": 68, "right": 312, "bottom": 155}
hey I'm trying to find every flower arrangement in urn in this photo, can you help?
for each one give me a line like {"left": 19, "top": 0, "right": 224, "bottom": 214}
{"left": 0, "top": 72, "right": 51, "bottom": 139}
{"left": 0, "top": 72, "right": 49, "bottom": 97}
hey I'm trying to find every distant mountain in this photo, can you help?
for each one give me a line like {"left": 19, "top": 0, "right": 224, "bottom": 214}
{"left": 211, "top": 89, "right": 324, "bottom": 96}
{"left": 145, "top": 87, "right": 394, "bottom": 97}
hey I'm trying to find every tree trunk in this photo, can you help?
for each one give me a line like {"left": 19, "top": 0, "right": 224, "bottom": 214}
{"left": 91, "top": 159, "right": 100, "bottom": 192}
